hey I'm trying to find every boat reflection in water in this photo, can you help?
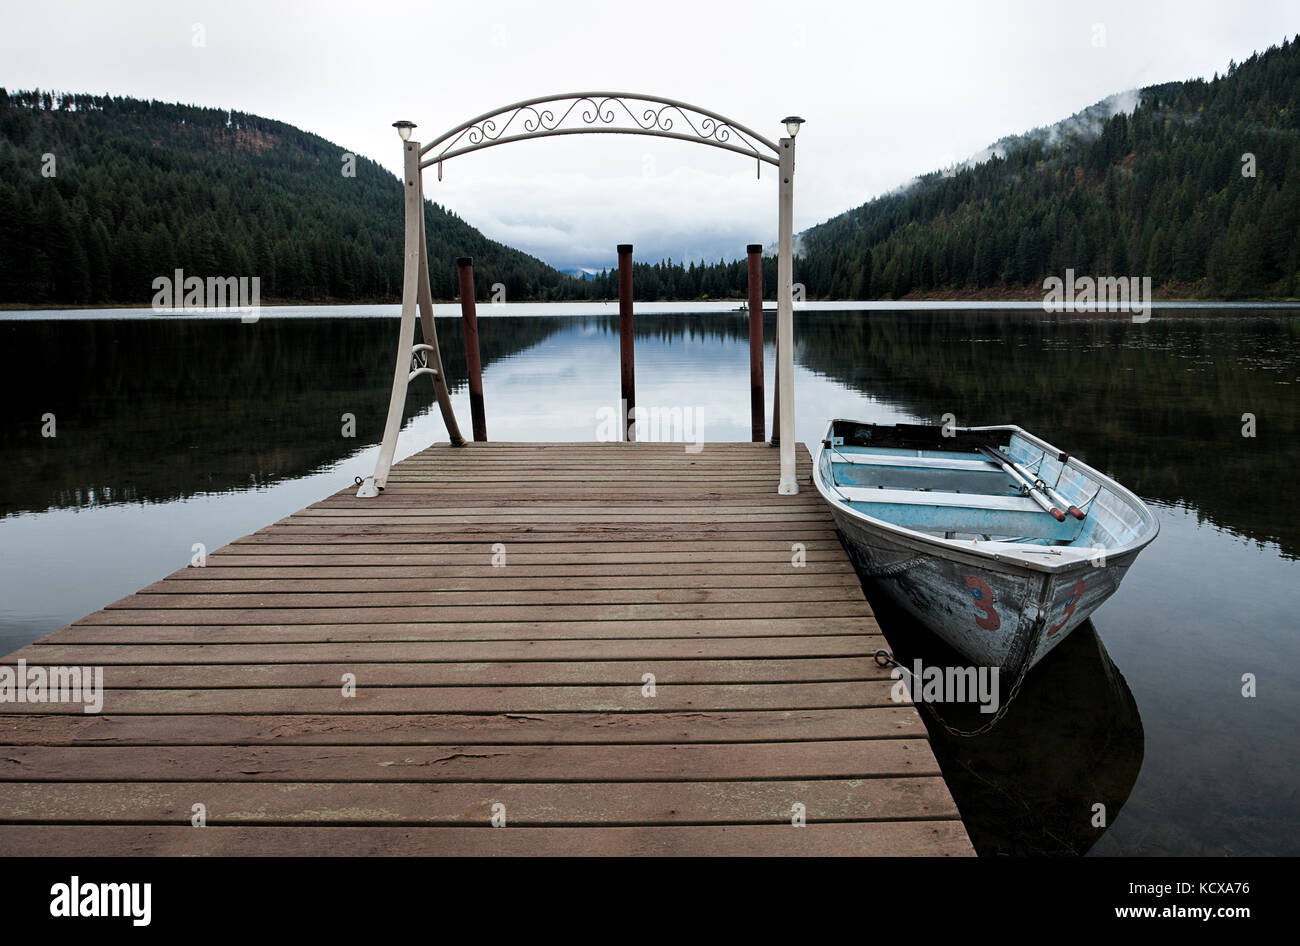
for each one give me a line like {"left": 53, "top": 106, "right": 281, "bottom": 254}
{"left": 865, "top": 587, "right": 1145, "bottom": 856}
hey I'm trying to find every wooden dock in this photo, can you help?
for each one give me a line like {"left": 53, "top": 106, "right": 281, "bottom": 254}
{"left": 0, "top": 442, "right": 972, "bottom": 856}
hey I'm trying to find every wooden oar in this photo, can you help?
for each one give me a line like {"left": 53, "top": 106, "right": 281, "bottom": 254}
{"left": 1037, "top": 478, "right": 1085, "bottom": 520}
{"left": 985, "top": 445, "right": 1086, "bottom": 519}
{"left": 978, "top": 446, "right": 1066, "bottom": 521}
{"left": 977, "top": 444, "right": 1081, "bottom": 519}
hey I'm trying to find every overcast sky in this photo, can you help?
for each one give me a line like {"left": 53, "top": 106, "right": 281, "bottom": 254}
{"left": 3, "top": 0, "right": 1295, "bottom": 271}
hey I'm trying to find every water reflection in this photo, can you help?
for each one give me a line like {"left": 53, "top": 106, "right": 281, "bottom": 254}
{"left": 864, "top": 585, "right": 1144, "bottom": 856}
{"left": 0, "top": 316, "right": 562, "bottom": 516}
{"left": 7, "top": 310, "right": 1293, "bottom": 559}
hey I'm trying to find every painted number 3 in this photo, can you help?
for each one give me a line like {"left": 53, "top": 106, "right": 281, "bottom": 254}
{"left": 963, "top": 575, "right": 1000, "bottom": 631}
{"left": 1048, "top": 579, "right": 1087, "bottom": 637}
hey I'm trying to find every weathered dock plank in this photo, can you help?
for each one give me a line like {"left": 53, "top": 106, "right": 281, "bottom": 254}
{"left": 0, "top": 823, "right": 973, "bottom": 857}
{"left": 0, "top": 442, "right": 971, "bottom": 856}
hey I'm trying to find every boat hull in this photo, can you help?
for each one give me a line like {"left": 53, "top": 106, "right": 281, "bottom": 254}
{"left": 830, "top": 504, "right": 1140, "bottom": 670}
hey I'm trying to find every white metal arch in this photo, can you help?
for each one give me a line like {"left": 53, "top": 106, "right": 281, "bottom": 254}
{"left": 356, "top": 92, "right": 800, "bottom": 498}
{"left": 420, "top": 92, "right": 781, "bottom": 169}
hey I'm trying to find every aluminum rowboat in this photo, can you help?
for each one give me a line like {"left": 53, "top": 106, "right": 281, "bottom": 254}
{"left": 812, "top": 420, "right": 1159, "bottom": 672}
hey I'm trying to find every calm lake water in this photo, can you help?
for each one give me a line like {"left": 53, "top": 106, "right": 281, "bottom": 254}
{"left": 2, "top": 305, "right": 1297, "bottom": 856}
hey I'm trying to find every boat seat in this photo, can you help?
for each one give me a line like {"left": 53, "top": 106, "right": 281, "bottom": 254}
{"left": 833, "top": 486, "right": 1038, "bottom": 511}
{"left": 830, "top": 452, "right": 997, "bottom": 472}
{"left": 833, "top": 485, "right": 1084, "bottom": 541}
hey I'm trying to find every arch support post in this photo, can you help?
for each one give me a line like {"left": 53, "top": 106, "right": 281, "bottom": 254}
{"left": 357, "top": 138, "right": 464, "bottom": 499}
{"left": 775, "top": 136, "right": 797, "bottom": 494}
{"left": 617, "top": 243, "right": 636, "bottom": 442}
{"left": 746, "top": 243, "right": 765, "bottom": 442}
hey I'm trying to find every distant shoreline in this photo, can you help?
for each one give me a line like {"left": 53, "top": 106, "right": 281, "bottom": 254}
{"left": 3, "top": 294, "right": 1297, "bottom": 313}
{"left": 3, "top": 300, "right": 1298, "bottom": 320}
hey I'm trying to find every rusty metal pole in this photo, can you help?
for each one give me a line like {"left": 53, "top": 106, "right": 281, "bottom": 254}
{"left": 746, "top": 244, "right": 765, "bottom": 442}
{"left": 456, "top": 257, "right": 487, "bottom": 442}
{"left": 617, "top": 243, "right": 635, "bottom": 442}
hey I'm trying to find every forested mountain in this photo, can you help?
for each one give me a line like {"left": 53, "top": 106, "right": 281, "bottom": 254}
{"left": 2, "top": 36, "right": 1297, "bottom": 306}
{"left": 795, "top": 36, "right": 1300, "bottom": 300}
{"left": 0, "top": 90, "right": 589, "bottom": 305}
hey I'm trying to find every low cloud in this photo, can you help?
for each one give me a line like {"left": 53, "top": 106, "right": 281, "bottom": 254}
{"left": 439, "top": 158, "right": 776, "bottom": 271}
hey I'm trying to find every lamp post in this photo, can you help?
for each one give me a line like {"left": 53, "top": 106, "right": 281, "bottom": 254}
{"left": 776, "top": 116, "right": 803, "bottom": 495}
{"left": 359, "top": 121, "right": 423, "bottom": 497}
{"left": 359, "top": 119, "right": 470, "bottom": 497}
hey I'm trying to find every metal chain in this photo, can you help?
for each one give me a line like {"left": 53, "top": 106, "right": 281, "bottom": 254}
{"left": 873, "top": 646, "right": 1033, "bottom": 738}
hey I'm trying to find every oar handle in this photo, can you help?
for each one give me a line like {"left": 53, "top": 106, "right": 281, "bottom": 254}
{"left": 1038, "top": 480, "right": 1086, "bottom": 520}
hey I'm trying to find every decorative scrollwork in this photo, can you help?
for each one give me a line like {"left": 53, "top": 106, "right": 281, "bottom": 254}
{"left": 420, "top": 93, "right": 781, "bottom": 169}
{"left": 410, "top": 348, "right": 429, "bottom": 372}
